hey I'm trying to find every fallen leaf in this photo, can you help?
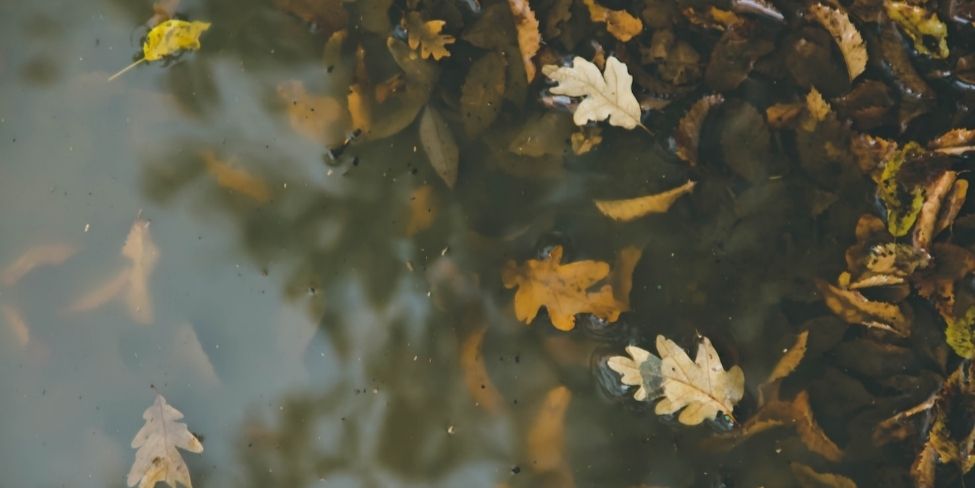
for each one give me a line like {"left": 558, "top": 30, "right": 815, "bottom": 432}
{"left": 945, "top": 306, "right": 975, "bottom": 359}
{"left": 542, "top": 56, "right": 643, "bottom": 130}
{"left": 2, "top": 244, "right": 76, "bottom": 286}
{"left": 914, "top": 243, "right": 975, "bottom": 318}
{"left": 405, "top": 185, "right": 437, "bottom": 237}
{"left": 2, "top": 303, "right": 30, "bottom": 348}
{"left": 929, "top": 128, "right": 975, "bottom": 155}
{"left": 790, "top": 463, "right": 857, "bottom": 488}
{"left": 808, "top": 4, "right": 867, "bottom": 81}
{"left": 742, "top": 391, "right": 844, "bottom": 461}
{"left": 405, "top": 12, "right": 455, "bottom": 61}
{"left": 276, "top": 80, "right": 348, "bottom": 146}
{"left": 611, "top": 246, "right": 642, "bottom": 309}
{"left": 570, "top": 126, "right": 603, "bottom": 155}
{"left": 200, "top": 150, "right": 271, "bottom": 203}
{"left": 609, "top": 335, "right": 746, "bottom": 425}
{"left": 673, "top": 94, "right": 724, "bottom": 165}
{"left": 527, "top": 385, "right": 572, "bottom": 473}
{"left": 816, "top": 279, "right": 910, "bottom": 336}
{"left": 110, "top": 20, "right": 211, "bottom": 81}
{"left": 934, "top": 179, "right": 968, "bottom": 235}
{"left": 885, "top": 1, "right": 949, "bottom": 59}
{"left": 581, "top": 0, "right": 643, "bottom": 41}
{"left": 127, "top": 394, "right": 203, "bottom": 488}
{"left": 347, "top": 83, "right": 371, "bottom": 134}
{"left": 461, "top": 52, "right": 506, "bottom": 135}
{"left": 766, "top": 102, "right": 805, "bottom": 128}
{"left": 877, "top": 142, "right": 926, "bottom": 237}
{"left": 766, "top": 331, "right": 809, "bottom": 385}
{"left": 593, "top": 180, "right": 696, "bottom": 222}
{"left": 460, "top": 327, "right": 504, "bottom": 413}
{"left": 914, "top": 171, "right": 958, "bottom": 250}
{"left": 418, "top": 106, "right": 458, "bottom": 189}
{"left": 501, "top": 246, "right": 622, "bottom": 331}
{"left": 805, "top": 88, "right": 831, "bottom": 124}
{"left": 507, "top": 0, "right": 541, "bottom": 81}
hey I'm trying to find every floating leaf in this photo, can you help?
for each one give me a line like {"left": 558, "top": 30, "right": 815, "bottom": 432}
{"left": 581, "top": 0, "right": 643, "bottom": 41}
{"left": 593, "top": 180, "right": 696, "bottom": 222}
{"left": 461, "top": 52, "right": 506, "bottom": 135}
{"left": 808, "top": 4, "right": 867, "bottom": 81}
{"left": 501, "top": 246, "right": 622, "bottom": 331}
{"left": 2, "top": 244, "right": 76, "bottom": 286}
{"left": 673, "top": 94, "right": 724, "bottom": 165}
{"left": 507, "top": 0, "right": 541, "bottom": 81}
{"left": 405, "top": 12, "right": 455, "bottom": 60}
{"left": 418, "top": 106, "right": 459, "bottom": 189}
{"left": 200, "top": 150, "right": 271, "bottom": 203}
{"left": 109, "top": 19, "right": 211, "bottom": 81}
{"left": 127, "top": 394, "right": 203, "bottom": 488}
{"left": 607, "top": 345, "right": 663, "bottom": 402}
{"left": 885, "top": 1, "right": 949, "bottom": 59}
{"left": 542, "top": 56, "right": 643, "bottom": 130}
{"left": 816, "top": 279, "right": 910, "bottom": 335}
{"left": 790, "top": 463, "right": 857, "bottom": 488}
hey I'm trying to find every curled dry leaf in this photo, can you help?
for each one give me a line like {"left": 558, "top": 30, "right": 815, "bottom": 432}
{"left": 885, "top": 1, "right": 949, "bottom": 59}
{"left": 527, "top": 385, "right": 572, "bottom": 473}
{"left": 501, "top": 246, "right": 622, "bottom": 331}
{"left": 608, "top": 335, "right": 745, "bottom": 425}
{"left": 127, "top": 394, "right": 203, "bottom": 488}
{"left": 581, "top": 0, "right": 643, "bottom": 41}
{"left": 816, "top": 279, "right": 910, "bottom": 336}
{"left": 542, "top": 56, "right": 643, "bottom": 130}
{"left": 2, "top": 244, "right": 76, "bottom": 286}
{"left": 405, "top": 12, "right": 455, "bottom": 61}
{"left": 808, "top": 4, "right": 867, "bottom": 81}
{"left": 593, "top": 180, "right": 696, "bottom": 222}
{"left": 507, "top": 0, "right": 541, "bottom": 81}
{"left": 418, "top": 105, "right": 459, "bottom": 189}
{"left": 460, "top": 327, "right": 504, "bottom": 413}
{"left": 790, "top": 463, "right": 857, "bottom": 488}
{"left": 200, "top": 150, "right": 271, "bottom": 203}
{"left": 673, "top": 94, "right": 724, "bottom": 165}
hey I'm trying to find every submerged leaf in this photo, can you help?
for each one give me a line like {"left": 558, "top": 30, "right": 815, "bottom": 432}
{"left": 460, "top": 327, "right": 504, "bottom": 413}
{"left": 593, "top": 180, "right": 696, "bottom": 222}
{"left": 767, "top": 331, "right": 809, "bottom": 385}
{"left": 885, "top": 1, "right": 949, "bottom": 59}
{"left": 527, "top": 385, "right": 572, "bottom": 472}
{"left": 276, "top": 80, "right": 348, "bottom": 146}
{"left": 673, "top": 94, "right": 724, "bottom": 165}
{"left": 581, "top": 0, "right": 643, "bottom": 41}
{"left": 808, "top": 4, "right": 867, "bottom": 81}
{"left": 790, "top": 463, "right": 857, "bottom": 488}
{"left": 418, "top": 106, "right": 459, "bottom": 189}
{"left": 2, "top": 244, "right": 76, "bottom": 286}
{"left": 507, "top": 0, "right": 541, "bottom": 81}
{"left": 461, "top": 52, "right": 506, "bottom": 135}
{"left": 127, "top": 394, "right": 203, "bottom": 488}
{"left": 502, "top": 246, "right": 622, "bottom": 330}
{"left": 542, "top": 56, "right": 642, "bottom": 129}
{"left": 817, "top": 279, "right": 910, "bottom": 335}
{"left": 200, "top": 150, "right": 271, "bottom": 203}
{"left": 405, "top": 12, "right": 455, "bottom": 60}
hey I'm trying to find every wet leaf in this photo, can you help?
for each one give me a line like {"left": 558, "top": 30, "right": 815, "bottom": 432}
{"left": 418, "top": 106, "right": 459, "bottom": 189}
{"left": 611, "top": 245, "right": 642, "bottom": 309}
{"left": 501, "top": 246, "right": 622, "bottom": 330}
{"left": 742, "top": 391, "right": 844, "bottom": 461}
{"left": 673, "top": 94, "right": 724, "bottom": 166}
{"left": 706, "top": 21, "right": 775, "bottom": 92}
{"left": 790, "top": 463, "right": 857, "bottom": 488}
{"left": 507, "top": 0, "right": 541, "bottom": 81}
{"left": 462, "top": 52, "right": 506, "bottom": 135}
{"left": 581, "top": 0, "right": 643, "bottom": 41}
{"left": 405, "top": 185, "right": 437, "bottom": 237}
{"left": 935, "top": 179, "right": 967, "bottom": 235}
{"left": 805, "top": 88, "right": 831, "bottom": 124}
{"left": 127, "top": 394, "right": 203, "bottom": 488}
{"left": 460, "top": 327, "right": 504, "bottom": 413}
{"left": 767, "top": 331, "right": 809, "bottom": 385}
{"left": 914, "top": 243, "right": 975, "bottom": 318}
{"left": 405, "top": 12, "right": 455, "bottom": 61}
{"left": 276, "top": 80, "right": 348, "bottom": 146}
{"left": 2, "top": 244, "right": 76, "bottom": 286}
{"left": 462, "top": 3, "right": 514, "bottom": 50}
{"left": 816, "top": 279, "right": 911, "bottom": 335}
{"left": 944, "top": 306, "right": 975, "bottom": 358}
{"left": 570, "top": 126, "right": 603, "bottom": 154}
{"left": 508, "top": 112, "right": 573, "bottom": 157}
{"left": 542, "top": 56, "right": 643, "bottom": 130}
{"left": 877, "top": 142, "right": 926, "bottom": 237}
{"left": 929, "top": 128, "right": 975, "bottom": 155}
{"left": 808, "top": 4, "right": 867, "bottom": 81}
{"left": 109, "top": 19, "right": 211, "bottom": 81}
{"left": 720, "top": 101, "right": 771, "bottom": 183}
{"left": 913, "top": 171, "right": 957, "bottom": 250}
{"left": 527, "top": 385, "right": 572, "bottom": 472}
{"left": 593, "top": 180, "right": 696, "bottom": 222}
{"left": 608, "top": 335, "right": 745, "bottom": 425}
{"left": 885, "top": 1, "right": 949, "bottom": 59}
{"left": 200, "top": 150, "right": 271, "bottom": 203}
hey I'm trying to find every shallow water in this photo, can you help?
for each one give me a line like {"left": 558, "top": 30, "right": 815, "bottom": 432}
{"left": 1, "top": 1, "right": 950, "bottom": 487}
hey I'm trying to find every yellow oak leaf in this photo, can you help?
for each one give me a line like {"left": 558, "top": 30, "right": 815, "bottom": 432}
{"left": 502, "top": 246, "right": 622, "bottom": 331}
{"left": 405, "top": 12, "right": 455, "bottom": 61}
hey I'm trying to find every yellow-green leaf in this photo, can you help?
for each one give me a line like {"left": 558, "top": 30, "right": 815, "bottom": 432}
{"left": 946, "top": 306, "right": 975, "bottom": 359}
{"left": 877, "top": 142, "right": 926, "bottom": 237}
{"left": 144, "top": 19, "right": 211, "bottom": 61}
{"left": 885, "top": 1, "right": 948, "bottom": 59}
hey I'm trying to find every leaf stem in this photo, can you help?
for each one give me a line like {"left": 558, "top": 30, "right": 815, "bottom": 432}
{"left": 108, "top": 58, "right": 146, "bottom": 82}
{"left": 638, "top": 123, "right": 653, "bottom": 136}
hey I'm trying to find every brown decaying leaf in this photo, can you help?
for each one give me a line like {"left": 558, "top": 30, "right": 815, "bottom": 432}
{"left": 460, "top": 327, "right": 504, "bottom": 414}
{"left": 200, "top": 150, "right": 271, "bottom": 203}
{"left": 674, "top": 95, "right": 724, "bottom": 165}
{"left": 850, "top": 134, "right": 897, "bottom": 174}
{"left": 405, "top": 185, "right": 437, "bottom": 237}
{"left": 594, "top": 180, "right": 696, "bottom": 222}
{"left": 418, "top": 105, "right": 459, "bottom": 189}
{"left": 501, "top": 246, "right": 622, "bottom": 331}
{"left": 581, "top": 0, "right": 643, "bottom": 42}
{"left": 929, "top": 128, "right": 975, "bottom": 155}
{"left": 611, "top": 246, "right": 642, "bottom": 309}
{"left": 2, "top": 303, "right": 30, "bottom": 348}
{"left": 816, "top": 279, "right": 910, "bottom": 336}
{"left": 805, "top": 88, "right": 831, "bottom": 123}
{"left": 507, "top": 0, "right": 541, "bottom": 82}
{"left": 935, "top": 179, "right": 967, "bottom": 235}
{"left": 912, "top": 443, "right": 937, "bottom": 488}
{"left": 913, "top": 171, "right": 957, "bottom": 250}
{"left": 405, "top": 12, "right": 455, "bottom": 61}
{"left": 570, "top": 126, "right": 603, "bottom": 155}
{"left": 913, "top": 243, "right": 975, "bottom": 317}
{"left": 741, "top": 391, "right": 844, "bottom": 461}
{"left": 790, "top": 463, "right": 857, "bottom": 488}
{"left": 69, "top": 217, "right": 159, "bottom": 325}
{"left": 527, "top": 385, "right": 572, "bottom": 472}
{"left": 766, "top": 103, "right": 804, "bottom": 128}
{"left": 808, "top": 4, "right": 867, "bottom": 81}
{"left": 2, "top": 244, "right": 76, "bottom": 286}
{"left": 767, "top": 331, "right": 809, "bottom": 385}
{"left": 276, "top": 80, "right": 347, "bottom": 146}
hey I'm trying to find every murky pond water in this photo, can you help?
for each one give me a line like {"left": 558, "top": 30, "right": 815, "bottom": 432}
{"left": 4, "top": 0, "right": 974, "bottom": 487}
